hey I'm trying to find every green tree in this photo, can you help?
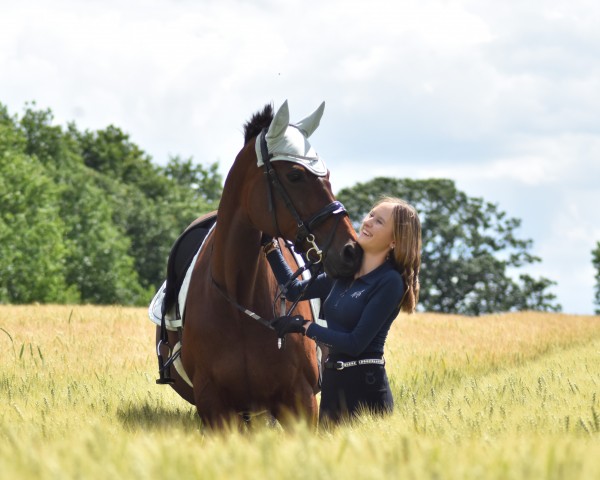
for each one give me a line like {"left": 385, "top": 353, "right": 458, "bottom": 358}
{"left": 76, "top": 125, "right": 170, "bottom": 196}
{"left": 19, "top": 103, "right": 82, "bottom": 170}
{"left": 16, "top": 105, "right": 149, "bottom": 304}
{"left": 337, "top": 177, "right": 561, "bottom": 315}
{"left": 1, "top": 101, "right": 223, "bottom": 305}
{"left": 76, "top": 131, "right": 222, "bottom": 292}
{"left": 593, "top": 242, "right": 600, "bottom": 315}
{"left": 0, "top": 113, "right": 78, "bottom": 302}
{"left": 163, "top": 156, "right": 223, "bottom": 204}
{"left": 59, "top": 168, "right": 149, "bottom": 304}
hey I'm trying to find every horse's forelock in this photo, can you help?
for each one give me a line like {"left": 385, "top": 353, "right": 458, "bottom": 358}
{"left": 243, "top": 104, "right": 274, "bottom": 144}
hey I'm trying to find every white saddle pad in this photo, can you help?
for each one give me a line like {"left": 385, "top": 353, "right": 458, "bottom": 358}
{"left": 148, "top": 224, "right": 214, "bottom": 330}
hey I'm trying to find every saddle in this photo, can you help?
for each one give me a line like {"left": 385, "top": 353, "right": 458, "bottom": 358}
{"left": 162, "top": 211, "right": 217, "bottom": 320}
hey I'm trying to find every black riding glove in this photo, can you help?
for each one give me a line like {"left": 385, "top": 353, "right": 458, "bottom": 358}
{"left": 272, "top": 315, "right": 307, "bottom": 337}
{"left": 260, "top": 233, "right": 274, "bottom": 246}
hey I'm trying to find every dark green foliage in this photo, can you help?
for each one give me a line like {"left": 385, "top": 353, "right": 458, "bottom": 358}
{"left": 337, "top": 177, "right": 561, "bottom": 315}
{"left": 593, "top": 242, "right": 600, "bottom": 315}
{"left": 0, "top": 150, "right": 77, "bottom": 303}
{"left": 0, "top": 102, "right": 222, "bottom": 305}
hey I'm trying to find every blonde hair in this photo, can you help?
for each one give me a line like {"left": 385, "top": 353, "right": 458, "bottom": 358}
{"left": 374, "top": 196, "right": 422, "bottom": 313}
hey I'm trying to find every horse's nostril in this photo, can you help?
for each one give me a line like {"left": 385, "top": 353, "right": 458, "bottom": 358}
{"left": 343, "top": 242, "right": 363, "bottom": 266}
{"left": 324, "top": 241, "right": 363, "bottom": 278}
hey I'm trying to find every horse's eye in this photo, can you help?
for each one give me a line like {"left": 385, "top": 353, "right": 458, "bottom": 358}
{"left": 286, "top": 170, "right": 303, "bottom": 183}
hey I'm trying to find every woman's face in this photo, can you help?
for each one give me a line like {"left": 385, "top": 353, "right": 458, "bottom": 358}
{"left": 357, "top": 202, "right": 395, "bottom": 254}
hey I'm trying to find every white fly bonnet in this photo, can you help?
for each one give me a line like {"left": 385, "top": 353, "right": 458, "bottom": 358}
{"left": 255, "top": 100, "right": 328, "bottom": 177}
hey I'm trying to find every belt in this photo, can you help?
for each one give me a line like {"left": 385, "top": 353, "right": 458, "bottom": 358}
{"left": 324, "top": 357, "right": 385, "bottom": 371}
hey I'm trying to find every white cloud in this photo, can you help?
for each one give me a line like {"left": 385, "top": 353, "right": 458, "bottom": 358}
{"left": 406, "top": 133, "right": 600, "bottom": 187}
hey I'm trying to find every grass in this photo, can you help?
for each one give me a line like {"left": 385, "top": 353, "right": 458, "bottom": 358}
{"left": 1, "top": 305, "right": 600, "bottom": 479}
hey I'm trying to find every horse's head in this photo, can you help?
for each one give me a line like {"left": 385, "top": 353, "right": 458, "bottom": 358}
{"left": 244, "top": 100, "right": 362, "bottom": 278}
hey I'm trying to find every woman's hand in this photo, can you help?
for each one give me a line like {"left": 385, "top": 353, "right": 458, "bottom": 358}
{"left": 272, "top": 315, "right": 308, "bottom": 336}
{"left": 260, "top": 232, "right": 273, "bottom": 246}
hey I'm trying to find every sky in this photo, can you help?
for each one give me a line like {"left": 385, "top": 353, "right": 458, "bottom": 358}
{"left": 2, "top": 0, "right": 599, "bottom": 314}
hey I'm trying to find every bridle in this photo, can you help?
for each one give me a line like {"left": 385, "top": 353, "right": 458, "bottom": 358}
{"left": 259, "top": 128, "right": 347, "bottom": 264}
{"left": 212, "top": 128, "right": 349, "bottom": 331}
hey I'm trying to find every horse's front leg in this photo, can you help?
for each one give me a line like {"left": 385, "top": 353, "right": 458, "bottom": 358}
{"left": 192, "top": 378, "right": 246, "bottom": 431}
{"left": 273, "top": 381, "right": 318, "bottom": 430}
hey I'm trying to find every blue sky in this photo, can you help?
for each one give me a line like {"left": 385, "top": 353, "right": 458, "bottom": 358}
{"left": 2, "top": 0, "right": 599, "bottom": 314}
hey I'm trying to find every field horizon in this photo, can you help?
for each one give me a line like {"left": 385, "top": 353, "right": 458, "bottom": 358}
{"left": 2, "top": 305, "right": 600, "bottom": 479}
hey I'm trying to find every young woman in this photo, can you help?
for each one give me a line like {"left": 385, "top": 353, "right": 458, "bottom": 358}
{"left": 264, "top": 196, "right": 422, "bottom": 424}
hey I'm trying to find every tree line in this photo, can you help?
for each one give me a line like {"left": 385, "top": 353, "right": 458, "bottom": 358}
{"left": 0, "top": 102, "right": 221, "bottom": 305}
{"left": 2, "top": 102, "right": 598, "bottom": 314}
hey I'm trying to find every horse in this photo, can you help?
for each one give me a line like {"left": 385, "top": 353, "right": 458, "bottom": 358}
{"left": 156, "top": 100, "right": 362, "bottom": 429}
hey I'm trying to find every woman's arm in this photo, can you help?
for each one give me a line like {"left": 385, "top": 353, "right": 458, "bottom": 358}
{"left": 266, "top": 248, "right": 332, "bottom": 301}
{"left": 305, "top": 275, "right": 404, "bottom": 356}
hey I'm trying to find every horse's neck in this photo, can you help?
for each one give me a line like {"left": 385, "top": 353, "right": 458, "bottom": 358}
{"left": 211, "top": 215, "right": 266, "bottom": 304}
{"left": 209, "top": 153, "right": 271, "bottom": 304}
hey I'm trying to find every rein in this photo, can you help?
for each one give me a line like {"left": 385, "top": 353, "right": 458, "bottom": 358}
{"left": 211, "top": 276, "right": 274, "bottom": 330}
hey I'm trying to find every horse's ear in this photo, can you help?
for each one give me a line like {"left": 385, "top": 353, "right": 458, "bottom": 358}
{"left": 266, "top": 100, "right": 290, "bottom": 141}
{"left": 294, "top": 102, "right": 325, "bottom": 138}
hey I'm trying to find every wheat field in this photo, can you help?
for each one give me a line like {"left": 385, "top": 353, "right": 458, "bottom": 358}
{"left": 2, "top": 305, "right": 600, "bottom": 479}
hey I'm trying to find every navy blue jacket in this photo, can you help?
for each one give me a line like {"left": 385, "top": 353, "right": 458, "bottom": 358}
{"left": 267, "top": 249, "right": 404, "bottom": 357}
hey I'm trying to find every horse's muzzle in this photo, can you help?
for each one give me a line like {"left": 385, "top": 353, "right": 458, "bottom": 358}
{"left": 324, "top": 241, "right": 363, "bottom": 279}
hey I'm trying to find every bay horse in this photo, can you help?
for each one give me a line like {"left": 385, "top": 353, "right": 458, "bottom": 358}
{"left": 157, "top": 101, "right": 362, "bottom": 429}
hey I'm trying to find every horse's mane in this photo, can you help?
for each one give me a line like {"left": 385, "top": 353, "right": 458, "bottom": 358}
{"left": 243, "top": 104, "right": 274, "bottom": 145}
